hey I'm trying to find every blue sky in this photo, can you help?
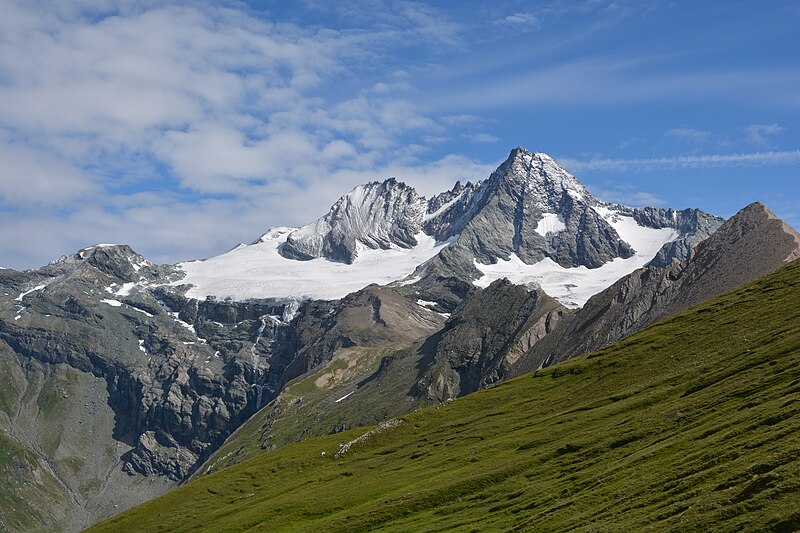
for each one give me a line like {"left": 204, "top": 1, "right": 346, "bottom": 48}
{"left": 1, "top": 0, "right": 798, "bottom": 268}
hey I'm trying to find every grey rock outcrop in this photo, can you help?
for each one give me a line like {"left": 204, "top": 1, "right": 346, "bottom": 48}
{"left": 411, "top": 279, "right": 568, "bottom": 402}
{"left": 0, "top": 246, "right": 310, "bottom": 530}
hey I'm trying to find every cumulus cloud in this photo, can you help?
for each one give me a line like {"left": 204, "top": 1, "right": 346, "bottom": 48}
{"left": 0, "top": 0, "right": 488, "bottom": 269}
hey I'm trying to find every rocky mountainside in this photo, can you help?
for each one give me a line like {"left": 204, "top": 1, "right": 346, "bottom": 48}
{"left": 198, "top": 279, "right": 566, "bottom": 474}
{"left": 89, "top": 255, "right": 800, "bottom": 533}
{"left": 513, "top": 202, "right": 800, "bottom": 375}
{"left": 0, "top": 145, "right": 773, "bottom": 532}
{"left": 411, "top": 279, "right": 567, "bottom": 402}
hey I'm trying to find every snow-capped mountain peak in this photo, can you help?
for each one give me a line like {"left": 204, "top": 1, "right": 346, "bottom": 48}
{"left": 280, "top": 178, "right": 427, "bottom": 264}
{"left": 492, "top": 147, "right": 590, "bottom": 210}
{"left": 175, "top": 146, "right": 724, "bottom": 308}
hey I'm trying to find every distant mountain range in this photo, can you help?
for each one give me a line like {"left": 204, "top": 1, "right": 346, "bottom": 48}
{"left": 178, "top": 147, "right": 723, "bottom": 308}
{"left": 0, "top": 147, "right": 797, "bottom": 531}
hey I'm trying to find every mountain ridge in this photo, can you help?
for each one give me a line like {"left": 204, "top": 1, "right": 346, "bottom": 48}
{"left": 512, "top": 201, "right": 800, "bottom": 375}
{"left": 176, "top": 147, "right": 723, "bottom": 309}
{"left": 88, "top": 253, "right": 800, "bottom": 533}
{"left": 0, "top": 145, "right": 787, "bottom": 532}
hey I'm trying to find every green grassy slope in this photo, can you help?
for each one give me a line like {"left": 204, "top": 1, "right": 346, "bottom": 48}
{"left": 89, "top": 259, "right": 800, "bottom": 532}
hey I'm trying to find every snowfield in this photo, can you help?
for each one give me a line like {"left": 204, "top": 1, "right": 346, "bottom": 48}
{"left": 474, "top": 207, "right": 679, "bottom": 308}
{"left": 177, "top": 229, "right": 454, "bottom": 302}
{"left": 534, "top": 213, "right": 566, "bottom": 236}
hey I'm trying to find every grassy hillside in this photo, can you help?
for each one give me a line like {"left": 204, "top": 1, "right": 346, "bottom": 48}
{"left": 89, "top": 259, "right": 800, "bottom": 532}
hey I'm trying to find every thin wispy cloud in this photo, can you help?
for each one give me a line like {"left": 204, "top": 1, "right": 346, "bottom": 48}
{"left": 430, "top": 56, "right": 799, "bottom": 111}
{"left": 463, "top": 132, "right": 500, "bottom": 143}
{"left": 495, "top": 12, "right": 540, "bottom": 28}
{"left": 561, "top": 150, "right": 800, "bottom": 172}
{"left": 664, "top": 128, "right": 713, "bottom": 144}
{"left": 743, "top": 123, "right": 785, "bottom": 146}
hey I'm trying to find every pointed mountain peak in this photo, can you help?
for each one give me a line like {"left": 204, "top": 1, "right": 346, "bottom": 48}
{"left": 690, "top": 201, "right": 800, "bottom": 271}
{"left": 737, "top": 201, "right": 783, "bottom": 222}
{"left": 280, "top": 177, "right": 427, "bottom": 264}
{"left": 487, "top": 147, "right": 591, "bottom": 211}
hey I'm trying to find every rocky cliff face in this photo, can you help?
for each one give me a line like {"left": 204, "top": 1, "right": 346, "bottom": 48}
{"left": 411, "top": 279, "right": 567, "bottom": 402}
{"left": 0, "top": 245, "right": 319, "bottom": 530}
{"left": 513, "top": 202, "right": 800, "bottom": 375}
{"left": 281, "top": 178, "right": 428, "bottom": 264}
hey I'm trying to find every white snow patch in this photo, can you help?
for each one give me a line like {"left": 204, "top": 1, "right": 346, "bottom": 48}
{"left": 398, "top": 275, "right": 422, "bottom": 286}
{"left": 535, "top": 213, "right": 566, "bottom": 236}
{"left": 177, "top": 231, "right": 455, "bottom": 302}
{"left": 335, "top": 391, "right": 355, "bottom": 403}
{"left": 138, "top": 340, "right": 147, "bottom": 354}
{"left": 131, "top": 258, "right": 150, "bottom": 272}
{"left": 14, "top": 315, "right": 21, "bottom": 321}
{"left": 423, "top": 192, "right": 464, "bottom": 221}
{"left": 100, "top": 299, "right": 123, "bottom": 307}
{"left": 169, "top": 312, "right": 195, "bottom": 333}
{"left": 15, "top": 284, "right": 47, "bottom": 302}
{"left": 474, "top": 208, "right": 678, "bottom": 308}
{"left": 416, "top": 299, "right": 437, "bottom": 308}
{"left": 115, "top": 282, "right": 137, "bottom": 297}
{"left": 127, "top": 306, "right": 154, "bottom": 317}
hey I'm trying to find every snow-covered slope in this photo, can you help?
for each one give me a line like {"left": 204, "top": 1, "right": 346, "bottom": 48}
{"left": 474, "top": 206, "right": 680, "bottom": 308}
{"left": 177, "top": 228, "right": 455, "bottom": 301}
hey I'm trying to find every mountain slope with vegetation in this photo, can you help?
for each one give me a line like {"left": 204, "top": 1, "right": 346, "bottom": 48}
{"left": 90, "top": 257, "right": 800, "bottom": 532}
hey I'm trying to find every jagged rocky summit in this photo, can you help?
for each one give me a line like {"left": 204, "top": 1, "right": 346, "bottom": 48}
{"left": 179, "top": 147, "right": 724, "bottom": 308}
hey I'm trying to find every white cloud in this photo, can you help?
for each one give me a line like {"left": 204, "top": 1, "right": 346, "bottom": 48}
{"left": 427, "top": 56, "right": 800, "bottom": 111}
{"left": 743, "top": 123, "right": 785, "bottom": 145}
{"left": 496, "top": 12, "right": 540, "bottom": 28}
{"left": 664, "top": 127, "right": 713, "bottom": 144}
{"left": 463, "top": 132, "right": 501, "bottom": 143}
{"left": 0, "top": 1, "right": 491, "bottom": 269}
{"left": 560, "top": 150, "right": 800, "bottom": 172}
{"left": 0, "top": 140, "right": 100, "bottom": 206}
{"left": 587, "top": 182, "right": 666, "bottom": 207}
